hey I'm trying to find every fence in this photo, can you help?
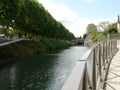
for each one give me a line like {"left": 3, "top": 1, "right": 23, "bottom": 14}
{"left": 108, "top": 33, "right": 120, "bottom": 39}
{"left": 62, "top": 39, "right": 117, "bottom": 90}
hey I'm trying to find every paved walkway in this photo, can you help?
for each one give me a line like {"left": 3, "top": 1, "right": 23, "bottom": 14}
{"left": 0, "top": 39, "right": 23, "bottom": 47}
{"left": 106, "top": 40, "right": 120, "bottom": 90}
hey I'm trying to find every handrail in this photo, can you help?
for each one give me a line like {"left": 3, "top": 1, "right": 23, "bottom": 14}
{"left": 62, "top": 39, "right": 118, "bottom": 90}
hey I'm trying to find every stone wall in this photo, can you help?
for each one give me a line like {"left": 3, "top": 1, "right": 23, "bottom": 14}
{"left": 108, "top": 33, "right": 120, "bottom": 39}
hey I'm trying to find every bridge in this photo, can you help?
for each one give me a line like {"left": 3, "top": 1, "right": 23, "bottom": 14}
{"left": 62, "top": 39, "right": 119, "bottom": 90}
{"left": 72, "top": 39, "right": 84, "bottom": 45}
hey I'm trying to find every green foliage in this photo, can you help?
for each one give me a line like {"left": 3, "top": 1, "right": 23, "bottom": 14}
{"left": 0, "top": 0, "right": 20, "bottom": 36}
{"left": 105, "top": 23, "right": 117, "bottom": 34}
{"left": 86, "top": 23, "right": 97, "bottom": 34}
{"left": 85, "top": 21, "right": 117, "bottom": 43}
{"left": 97, "top": 33, "right": 107, "bottom": 41}
{"left": 92, "top": 33, "right": 107, "bottom": 42}
{"left": 83, "top": 33, "right": 87, "bottom": 40}
{"left": 0, "top": 0, "right": 75, "bottom": 40}
{"left": 40, "top": 38, "right": 72, "bottom": 50}
{"left": 92, "top": 33, "right": 98, "bottom": 42}
{"left": 0, "top": 0, "right": 19, "bottom": 26}
{"left": 8, "top": 29, "right": 19, "bottom": 36}
{"left": 0, "top": 39, "right": 72, "bottom": 62}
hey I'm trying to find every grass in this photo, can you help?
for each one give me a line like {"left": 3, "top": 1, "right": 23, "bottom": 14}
{"left": 0, "top": 38, "right": 73, "bottom": 63}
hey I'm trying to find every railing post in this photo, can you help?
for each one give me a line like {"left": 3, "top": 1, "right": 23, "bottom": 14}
{"left": 62, "top": 39, "right": 117, "bottom": 90}
{"left": 116, "top": 39, "right": 117, "bottom": 52}
{"left": 110, "top": 40, "right": 112, "bottom": 57}
{"left": 103, "top": 42, "right": 105, "bottom": 67}
{"left": 98, "top": 44, "right": 102, "bottom": 77}
{"left": 82, "top": 64, "right": 88, "bottom": 90}
{"left": 103, "top": 41, "right": 107, "bottom": 72}
{"left": 92, "top": 48, "right": 96, "bottom": 90}
{"left": 111, "top": 40, "right": 114, "bottom": 56}
{"left": 106, "top": 41, "right": 108, "bottom": 62}
{"left": 108, "top": 40, "right": 110, "bottom": 61}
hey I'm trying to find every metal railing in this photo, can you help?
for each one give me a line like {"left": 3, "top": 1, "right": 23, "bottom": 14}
{"left": 62, "top": 39, "right": 118, "bottom": 90}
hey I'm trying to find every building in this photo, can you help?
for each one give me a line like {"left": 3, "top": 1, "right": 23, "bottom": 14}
{"left": 117, "top": 15, "right": 120, "bottom": 33}
{"left": 108, "top": 15, "right": 120, "bottom": 39}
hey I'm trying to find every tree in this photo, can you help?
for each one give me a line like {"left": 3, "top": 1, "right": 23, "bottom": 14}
{"left": 105, "top": 23, "right": 117, "bottom": 34}
{"left": 83, "top": 33, "right": 87, "bottom": 40}
{"left": 0, "top": 0, "right": 20, "bottom": 36}
{"left": 86, "top": 23, "right": 97, "bottom": 34}
{"left": 98, "top": 21, "right": 109, "bottom": 32}
{"left": 0, "top": 0, "right": 75, "bottom": 40}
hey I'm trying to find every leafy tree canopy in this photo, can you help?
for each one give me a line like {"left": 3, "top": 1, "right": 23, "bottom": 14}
{"left": 86, "top": 23, "right": 97, "bottom": 34}
{"left": 0, "top": 0, "right": 75, "bottom": 40}
{"left": 105, "top": 23, "right": 117, "bottom": 34}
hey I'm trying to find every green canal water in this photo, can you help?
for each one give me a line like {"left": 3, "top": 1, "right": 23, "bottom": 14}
{"left": 0, "top": 46, "right": 88, "bottom": 90}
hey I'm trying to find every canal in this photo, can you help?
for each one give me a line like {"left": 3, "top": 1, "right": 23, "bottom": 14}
{"left": 0, "top": 46, "right": 88, "bottom": 90}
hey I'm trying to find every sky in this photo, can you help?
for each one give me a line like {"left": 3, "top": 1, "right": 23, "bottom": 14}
{"left": 38, "top": 0, "right": 120, "bottom": 37}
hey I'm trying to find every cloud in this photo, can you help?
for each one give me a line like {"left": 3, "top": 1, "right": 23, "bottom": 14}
{"left": 38, "top": 0, "right": 115, "bottom": 37}
{"left": 38, "top": 0, "right": 85, "bottom": 36}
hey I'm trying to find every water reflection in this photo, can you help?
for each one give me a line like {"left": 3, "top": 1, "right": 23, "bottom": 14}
{"left": 9, "top": 65, "right": 16, "bottom": 89}
{"left": 0, "top": 46, "right": 88, "bottom": 90}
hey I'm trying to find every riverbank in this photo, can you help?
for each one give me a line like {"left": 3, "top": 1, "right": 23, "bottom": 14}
{"left": 0, "top": 38, "right": 73, "bottom": 64}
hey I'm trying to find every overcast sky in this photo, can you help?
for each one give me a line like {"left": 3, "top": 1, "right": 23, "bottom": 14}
{"left": 38, "top": 0, "right": 119, "bottom": 37}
